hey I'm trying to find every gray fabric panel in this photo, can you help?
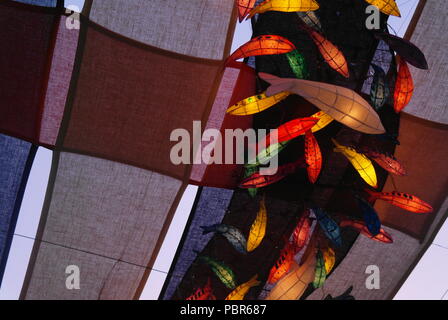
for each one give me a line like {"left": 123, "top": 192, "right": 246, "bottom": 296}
{"left": 162, "top": 187, "right": 233, "bottom": 300}
{"left": 89, "top": 0, "right": 235, "bottom": 60}
{"left": 24, "top": 152, "right": 182, "bottom": 299}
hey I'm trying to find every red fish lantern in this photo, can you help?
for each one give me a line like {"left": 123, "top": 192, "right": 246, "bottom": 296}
{"left": 304, "top": 130, "right": 322, "bottom": 183}
{"left": 292, "top": 209, "right": 312, "bottom": 253}
{"left": 186, "top": 278, "right": 214, "bottom": 300}
{"left": 394, "top": 58, "right": 414, "bottom": 113}
{"left": 226, "top": 35, "right": 296, "bottom": 64}
{"left": 358, "top": 147, "right": 406, "bottom": 176}
{"left": 236, "top": 0, "right": 256, "bottom": 22}
{"left": 365, "top": 189, "right": 433, "bottom": 214}
{"left": 268, "top": 241, "right": 296, "bottom": 284}
{"left": 340, "top": 219, "right": 393, "bottom": 243}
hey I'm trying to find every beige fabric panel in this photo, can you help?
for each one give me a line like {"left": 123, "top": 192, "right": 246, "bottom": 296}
{"left": 404, "top": 0, "right": 448, "bottom": 124}
{"left": 89, "top": 0, "right": 235, "bottom": 60}
{"left": 307, "top": 227, "right": 420, "bottom": 300}
{"left": 24, "top": 152, "right": 182, "bottom": 300}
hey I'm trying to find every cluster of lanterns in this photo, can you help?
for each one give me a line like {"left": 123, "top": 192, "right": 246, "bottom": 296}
{"left": 186, "top": 0, "right": 432, "bottom": 300}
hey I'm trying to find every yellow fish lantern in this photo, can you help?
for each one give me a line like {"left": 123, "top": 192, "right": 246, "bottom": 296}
{"left": 226, "top": 91, "right": 290, "bottom": 116}
{"left": 323, "top": 247, "right": 336, "bottom": 274}
{"left": 247, "top": 0, "right": 319, "bottom": 19}
{"left": 332, "top": 139, "right": 378, "bottom": 188}
{"left": 259, "top": 73, "right": 386, "bottom": 135}
{"left": 310, "top": 111, "right": 334, "bottom": 133}
{"left": 225, "top": 274, "right": 261, "bottom": 300}
{"left": 265, "top": 251, "right": 317, "bottom": 300}
{"left": 364, "top": 0, "right": 401, "bottom": 17}
{"left": 247, "top": 198, "right": 268, "bottom": 252}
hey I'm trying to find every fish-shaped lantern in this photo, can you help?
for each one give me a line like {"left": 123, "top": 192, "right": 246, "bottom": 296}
{"left": 260, "top": 117, "right": 318, "bottom": 149}
{"left": 313, "top": 250, "right": 327, "bottom": 288}
{"left": 236, "top": 0, "right": 256, "bottom": 22}
{"left": 340, "top": 219, "right": 393, "bottom": 243}
{"left": 365, "top": 189, "right": 433, "bottom": 214}
{"left": 225, "top": 274, "right": 261, "bottom": 300}
{"left": 286, "top": 50, "right": 309, "bottom": 79}
{"left": 304, "top": 130, "right": 322, "bottom": 184}
{"left": 226, "top": 35, "right": 296, "bottom": 64}
{"left": 198, "top": 255, "right": 237, "bottom": 289}
{"left": 227, "top": 91, "right": 290, "bottom": 116}
{"left": 186, "top": 278, "right": 214, "bottom": 300}
{"left": 266, "top": 253, "right": 317, "bottom": 300}
{"left": 370, "top": 64, "right": 390, "bottom": 110}
{"left": 259, "top": 73, "right": 386, "bottom": 134}
{"left": 374, "top": 32, "right": 428, "bottom": 70}
{"left": 201, "top": 224, "right": 247, "bottom": 254}
{"left": 247, "top": 198, "right": 268, "bottom": 252}
{"left": 301, "top": 111, "right": 334, "bottom": 134}
{"left": 358, "top": 147, "right": 406, "bottom": 176}
{"left": 240, "top": 157, "right": 306, "bottom": 189}
{"left": 364, "top": 0, "right": 401, "bottom": 17}
{"left": 292, "top": 210, "right": 312, "bottom": 253}
{"left": 356, "top": 196, "right": 381, "bottom": 236}
{"left": 247, "top": 0, "right": 319, "bottom": 19}
{"left": 323, "top": 247, "right": 336, "bottom": 274}
{"left": 313, "top": 207, "right": 342, "bottom": 247}
{"left": 332, "top": 139, "right": 378, "bottom": 188}
{"left": 297, "top": 11, "right": 323, "bottom": 33}
{"left": 394, "top": 58, "right": 414, "bottom": 113}
{"left": 306, "top": 28, "right": 350, "bottom": 78}
{"left": 246, "top": 141, "right": 290, "bottom": 169}
{"left": 268, "top": 241, "right": 297, "bottom": 284}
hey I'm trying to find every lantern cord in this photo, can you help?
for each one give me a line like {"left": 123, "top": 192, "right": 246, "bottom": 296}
{"left": 389, "top": 174, "right": 399, "bottom": 191}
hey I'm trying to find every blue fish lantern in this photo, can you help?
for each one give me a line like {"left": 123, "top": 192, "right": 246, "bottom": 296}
{"left": 201, "top": 224, "right": 248, "bottom": 254}
{"left": 356, "top": 196, "right": 381, "bottom": 236}
{"left": 312, "top": 208, "right": 342, "bottom": 247}
{"left": 370, "top": 64, "right": 390, "bottom": 110}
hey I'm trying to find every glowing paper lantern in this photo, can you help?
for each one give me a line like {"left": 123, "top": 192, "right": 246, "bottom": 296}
{"left": 247, "top": 0, "right": 319, "bottom": 19}
{"left": 227, "top": 91, "right": 290, "bottom": 116}
{"left": 297, "top": 11, "right": 323, "bottom": 33}
{"left": 225, "top": 274, "right": 261, "bottom": 300}
{"left": 364, "top": 0, "right": 401, "bottom": 17}
{"left": 201, "top": 224, "right": 247, "bottom": 254}
{"left": 323, "top": 247, "right": 336, "bottom": 274}
{"left": 239, "top": 157, "right": 306, "bottom": 189}
{"left": 370, "top": 64, "right": 390, "bottom": 110}
{"left": 313, "top": 207, "right": 342, "bottom": 247}
{"left": 359, "top": 147, "right": 406, "bottom": 176}
{"left": 356, "top": 196, "right": 381, "bottom": 236}
{"left": 260, "top": 73, "right": 386, "bottom": 134}
{"left": 268, "top": 241, "right": 296, "bottom": 284}
{"left": 340, "top": 219, "right": 393, "bottom": 243}
{"left": 394, "top": 58, "right": 414, "bottom": 113}
{"left": 247, "top": 198, "right": 268, "bottom": 252}
{"left": 313, "top": 250, "right": 326, "bottom": 288}
{"left": 198, "top": 255, "right": 237, "bottom": 289}
{"left": 304, "top": 130, "right": 322, "bottom": 183}
{"left": 292, "top": 210, "right": 312, "bottom": 253}
{"left": 260, "top": 117, "right": 318, "bottom": 149}
{"left": 306, "top": 28, "right": 349, "bottom": 78}
{"left": 236, "top": 0, "right": 256, "bottom": 22}
{"left": 299, "top": 111, "right": 334, "bottom": 134}
{"left": 374, "top": 32, "right": 428, "bottom": 69}
{"left": 365, "top": 189, "right": 433, "bottom": 214}
{"left": 286, "top": 50, "right": 309, "bottom": 79}
{"left": 332, "top": 139, "right": 378, "bottom": 188}
{"left": 246, "top": 141, "right": 290, "bottom": 169}
{"left": 186, "top": 278, "right": 214, "bottom": 300}
{"left": 226, "top": 35, "right": 296, "bottom": 64}
{"left": 266, "top": 253, "right": 317, "bottom": 300}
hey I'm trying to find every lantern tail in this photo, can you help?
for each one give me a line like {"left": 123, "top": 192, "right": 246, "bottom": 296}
{"left": 200, "top": 225, "right": 218, "bottom": 235}
{"left": 246, "top": 274, "right": 261, "bottom": 288}
{"left": 363, "top": 188, "right": 378, "bottom": 201}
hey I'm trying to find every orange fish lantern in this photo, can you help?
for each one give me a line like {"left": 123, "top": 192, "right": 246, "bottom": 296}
{"left": 236, "top": 0, "right": 256, "bottom": 22}
{"left": 394, "top": 58, "right": 414, "bottom": 113}
{"left": 226, "top": 35, "right": 296, "bottom": 64}
{"left": 365, "top": 189, "right": 433, "bottom": 214}
{"left": 304, "top": 130, "right": 322, "bottom": 183}
{"left": 239, "top": 157, "right": 306, "bottom": 188}
{"left": 259, "top": 73, "right": 386, "bottom": 135}
{"left": 292, "top": 210, "right": 312, "bottom": 253}
{"left": 186, "top": 278, "right": 214, "bottom": 300}
{"left": 358, "top": 147, "right": 406, "bottom": 176}
{"left": 340, "top": 219, "right": 393, "bottom": 244}
{"left": 247, "top": 0, "right": 320, "bottom": 19}
{"left": 306, "top": 28, "right": 349, "bottom": 78}
{"left": 260, "top": 117, "right": 318, "bottom": 150}
{"left": 268, "top": 241, "right": 296, "bottom": 284}
{"left": 364, "top": 0, "right": 401, "bottom": 17}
